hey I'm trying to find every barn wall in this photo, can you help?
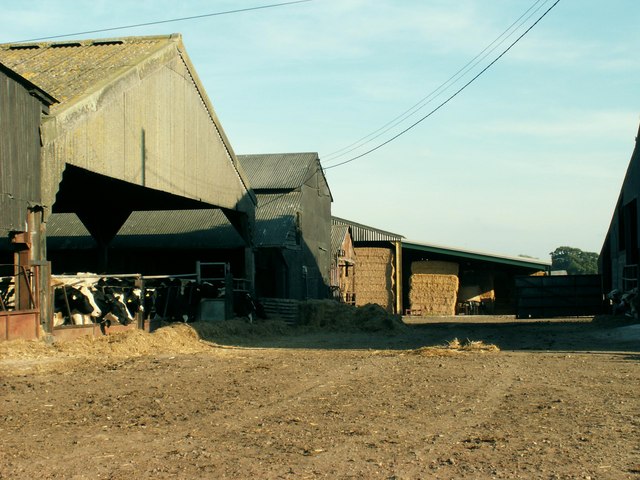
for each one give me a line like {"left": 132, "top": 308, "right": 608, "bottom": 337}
{"left": 331, "top": 231, "right": 356, "bottom": 302}
{"left": 0, "top": 70, "right": 43, "bottom": 234}
{"left": 39, "top": 44, "right": 249, "bottom": 216}
{"left": 600, "top": 128, "right": 640, "bottom": 292}
{"left": 354, "top": 247, "right": 394, "bottom": 312}
{"left": 299, "top": 174, "right": 332, "bottom": 299}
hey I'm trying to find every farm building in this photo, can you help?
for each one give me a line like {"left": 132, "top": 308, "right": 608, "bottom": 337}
{"left": 45, "top": 210, "right": 247, "bottom": 279}
{"left": 0, "top": 34, "right": 257, "bottom": 331}
{"left": 0, "top": 63, "right": 56, "bottom": 339}
{"left": 237, "top": 153, "right": 333, "bottom": 300}
{"left": 330, "top": 223, "right": 356, "bottom": 304}
{"left": 598, "top": 122, "right": 640, "bottom": 292}
{"left": 331, "top": 217, "right": 403, "bottom": 314}
{"left": 600, "top": 122, "right": 640, "bottom": 293}
{"left": 402, "top": 241, "right": 551, "bottom": 315}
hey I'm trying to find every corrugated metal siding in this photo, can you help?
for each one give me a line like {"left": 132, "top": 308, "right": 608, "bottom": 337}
{"left": 332, "top": 216, "right": 403, "bottom": 243}
{"left": 254, "top": 192, "right": 301, "bottom": 247}
{"left": 238, "top": 153, "right": 319, "bottom": 190}
{"left": 0, "top": 35, "right": 252, "bottom": 214}
{"left": 331, "top": 225, "right": 349, "bottom": 255}
{"left": 0, "top": 67, "right": 43, "bottom": 233}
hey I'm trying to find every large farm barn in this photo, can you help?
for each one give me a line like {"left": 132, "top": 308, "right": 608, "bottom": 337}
{"left": 0, "top": 34, "right": 256, "bottom": 337}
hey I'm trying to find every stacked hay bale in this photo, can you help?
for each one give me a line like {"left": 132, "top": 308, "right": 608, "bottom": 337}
{"left": 409, "top": 261, "right": 459, "bottom": 315}
{"left": 354, "top": 247, "right": 394, "bottom": 313}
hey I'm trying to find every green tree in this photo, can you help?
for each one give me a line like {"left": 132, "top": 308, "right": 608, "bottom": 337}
{"left": 550, "top": 246, "right": 599, "bottom": 275}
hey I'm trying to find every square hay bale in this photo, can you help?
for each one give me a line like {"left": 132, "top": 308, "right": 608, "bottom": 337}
{"left": 409, "top": 274, "right": 459, "bottom": 316}
{"left": 354, "top": 247, "right": 394, "bottom": 312}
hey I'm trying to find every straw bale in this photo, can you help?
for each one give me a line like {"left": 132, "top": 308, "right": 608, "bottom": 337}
{"left": 354, "top": 247, "right": 394, "bottom": 311}
{"left": 409, "top": 274, "right": 458, "bottom": 316}
{"left": 411, "top": 261, "right": 459, "bottom": 275}
{"left": 407, "top": 338, "right": 500, "bottom": 356}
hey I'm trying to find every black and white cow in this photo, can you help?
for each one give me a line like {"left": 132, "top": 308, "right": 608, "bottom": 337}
{"left": 53, "top": 285, "right": 97, "bottom": 326}
{"left": 53, "top": 280, "right": 139, "bottom": 328}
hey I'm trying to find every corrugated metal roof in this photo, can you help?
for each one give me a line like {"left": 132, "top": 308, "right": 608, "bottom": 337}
{"left": 331, "top": 224, "right": 349, "bottom": 255}
{"left": 46, "top": 213, "right": 96, "bottom": 249}
{"left": 0, "top": 61, "right": 57, "bottom": 106}
{"left": 331, "top": 216, "right": 404, "bottom": 243}
{"left": 46, "top": 210, "right": 246, "bottom": 250}
{"left": 254, "top": 192, "right": 301, "bottom": 247}
{"left": 237, "top": 153, "right": 319, "bottom": 190}
{"left": 112, "top": 210, "right": 245, "bottom": 249}
{"left": 402, "top": 240, "right": 551, "bottom": 269}
{"left": 0, "top": 36, "right": 175, "bottom": 110}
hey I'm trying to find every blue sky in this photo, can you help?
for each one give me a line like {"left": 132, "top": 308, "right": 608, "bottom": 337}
{"left": 1, "top": 0, "right": 638, "bottom": 260}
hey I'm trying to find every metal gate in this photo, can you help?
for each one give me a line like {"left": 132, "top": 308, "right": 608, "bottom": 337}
{"left": 0, "top": 263, "right": 41, "bottom": 341}
{"left": 515, "top": 274, "right": 607, "bottom": 319}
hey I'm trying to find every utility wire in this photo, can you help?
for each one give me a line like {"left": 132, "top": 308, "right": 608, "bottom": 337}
{"left": 11, "top": 0, "right": 314, "bottom": 43}
{"left": 323, "top": 0, "right": 561, "bottom": 171}
{"left": 322, "top": 0, "right": 549, "bottom": 164}
{"left": 259, "top": 0, "right": 561, "bottom": 209}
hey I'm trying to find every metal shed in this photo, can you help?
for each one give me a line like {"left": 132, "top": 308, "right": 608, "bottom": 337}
{"left": 402, "top": 240, "right": 551, "bottom": 315}
{"left": 0, "top": 62, "right": 56, "bottom": 340}
{"left": 238, "top": 153, "right": 333, "bottom": 301}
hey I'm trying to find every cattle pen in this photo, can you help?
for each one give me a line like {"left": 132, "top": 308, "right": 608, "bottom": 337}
{"left": 0, "top": 258, "right": 260, "bottom": 343}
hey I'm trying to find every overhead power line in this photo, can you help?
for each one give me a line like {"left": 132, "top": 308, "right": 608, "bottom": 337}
{"left": 322, "top": 0, "right": 550, "bottom": 164}
{"left": 12, "top": 0, "right": 314, "bottom": 43}
{"left": 323, "top": 0, "right": 561, "bottom": 171}
{"left": 259, "top": 0, "right": 561, "bottom": 209}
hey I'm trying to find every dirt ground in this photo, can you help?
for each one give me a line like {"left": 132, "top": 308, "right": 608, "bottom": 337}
{"left": 1, "top": 313, "right": 639, "bottom": 479}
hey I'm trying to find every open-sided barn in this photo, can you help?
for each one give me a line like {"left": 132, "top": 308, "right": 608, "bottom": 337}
{"left": 0, "top": 34, "right": 257, "bottom": 333}
{"left": 0, "top": 34, "right": 256, "bottom": 274}
{"left": 402, "top": 241, "right": 550, "bottom": 315}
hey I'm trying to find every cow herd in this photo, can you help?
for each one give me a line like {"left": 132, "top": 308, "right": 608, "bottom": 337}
{"left": 52, "top": 275, "right": 260, "bottom": 330}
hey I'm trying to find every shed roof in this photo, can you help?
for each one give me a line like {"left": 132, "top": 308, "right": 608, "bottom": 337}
{"left": 238, "top": 153, "right": 331, "bottom": 196}
{"left": 46, "top": 210, "right": 246, "bottom": 250}
{"left": 0, "top": 61, "right": 57, "bottom": 108}
{"left": 331, "top": 224, "right": 350, "bottom": 255}
{"left": 112, "top": 210, "right": 245, "bottom": 249}
{"left": 0, "top": 35, "right": 175, "bottom": 109}
{"left": 331, "top": 216, "right": 404, "bottom": 243}
{"left": 402, "top": 240, "right": 551, "bottom": 270}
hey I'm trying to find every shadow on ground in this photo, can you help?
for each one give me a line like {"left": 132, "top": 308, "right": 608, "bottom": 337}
{"left": 189, "top": 315, "right": 640, "bottom": 353}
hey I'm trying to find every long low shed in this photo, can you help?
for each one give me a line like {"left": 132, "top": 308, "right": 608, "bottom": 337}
{"left": 401, "top": 241, "right": 551, "bottom": 315}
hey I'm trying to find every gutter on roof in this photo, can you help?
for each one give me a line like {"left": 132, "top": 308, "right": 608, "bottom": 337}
{"left": 331, "top": 216, "right": 404, "bottom": 242}
{"left": 402, "top": 240, "right": 551, "bottom": 270}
